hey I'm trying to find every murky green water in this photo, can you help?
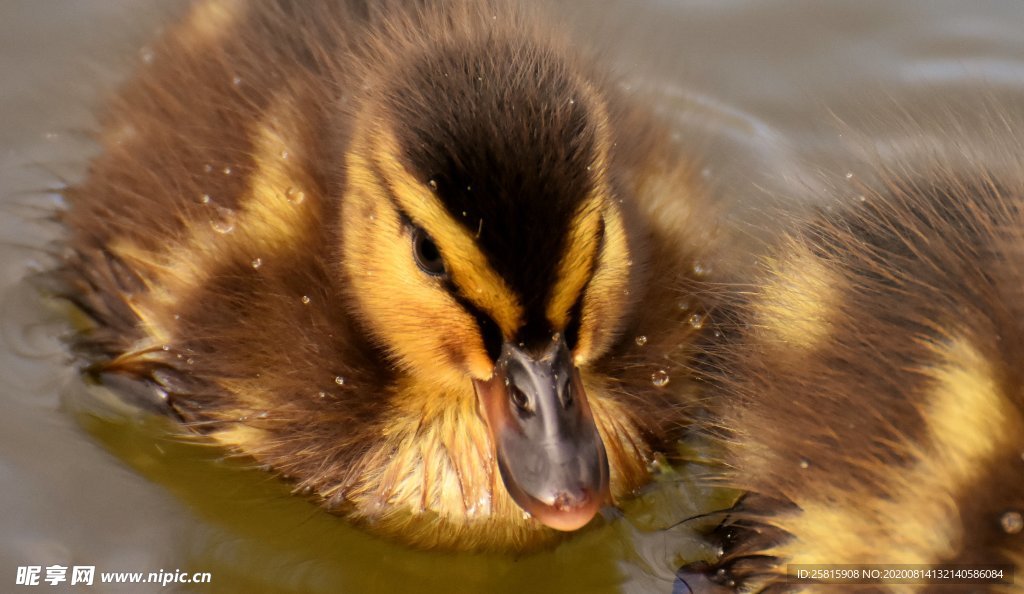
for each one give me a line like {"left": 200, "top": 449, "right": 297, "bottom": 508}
{"left": 3, "top": 1, "right": 1024, "bottom": 592}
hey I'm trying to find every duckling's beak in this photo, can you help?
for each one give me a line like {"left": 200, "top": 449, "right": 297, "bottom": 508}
{"left": 473, "top": 335, "right": 610, "bottom": 531}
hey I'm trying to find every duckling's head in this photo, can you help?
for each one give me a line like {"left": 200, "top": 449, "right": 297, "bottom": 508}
{"left": 339, "top": 27, "right": 633, "bottom": 531}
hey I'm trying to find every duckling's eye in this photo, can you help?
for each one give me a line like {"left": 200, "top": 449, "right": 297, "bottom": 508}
{"left": 411, "top": 226, "right": 446, "bottom": 276}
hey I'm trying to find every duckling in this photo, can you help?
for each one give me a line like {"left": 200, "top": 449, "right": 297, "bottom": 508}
{"left": 56, "top": 0, "right": 719, "bottom": 550}
{"left": 691, "top": 140, "right": 1024, "bottom": 591}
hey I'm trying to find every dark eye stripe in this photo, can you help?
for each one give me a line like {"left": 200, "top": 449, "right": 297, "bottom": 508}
{"left": 449, "top": 290, "right": 504, "bottom": 363}
{"left": 563, "top": 292, "right": 585, "bottom": 351}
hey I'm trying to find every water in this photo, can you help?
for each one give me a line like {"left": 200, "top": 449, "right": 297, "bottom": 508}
{"left": 3, "top": 1, "right": 1024, "bottom": 592}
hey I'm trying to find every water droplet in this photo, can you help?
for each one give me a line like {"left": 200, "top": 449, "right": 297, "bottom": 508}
{"left": 317, "top": 391, "right": 327, "bottom": 399}
{"left": 522, "top": 511, "right": 532, "bottom": 520}
{"left": 799, "top": 459, "right": 810, "bottom": 469}
{"left": 466, "top": 185, "right": 472, "bottom": 191}
{"left": 301, "top": 295, "right": 311, "bottom": 304}
{"left": 569, "top": 98, "right": 575, "bottom": 105}
{"left": 334, "top": 376, "right": 346, "bottom": 386}
{"left": 280, "top": 150, "right": 290, "bottom": 160}
{"left": 285, "top": 187, "right": 305, "bottom": 205}
{"left": 232, "top": 75, "right": 242, "bottom": 86}
{"left": 256, "top": 411, "right": 269, "bottom": 419}
{"left": 139, "top": 46, "right": 155, "bottom": 64}
{"left": 651, "top": 369, "right": 670, "bottom": 387}
{"left": 161, "top": 344, "right": 171, "bottom": 352}
{"left": 1001, "top": 510, "right": 1023, "bottom": 534}
{"left": 693, "top": 262, "right": 710, "bottom": 276}
{"left": 210, "top": 206, "right": 236, "bottom": 234}
{"left": 199, "top": 193, "right": 211, "bottom": 204}
{"left": 688, "top": 313, "right": 704, "bottom": 329}
{"left": 845, "top": 172, "right": 854, "bottom": 180}
{"left": 427, "top": 179, "right": 438, "bottom": 190}
{"left": 678, "top": 299, "right": 691, "bottom": 311}
{"left": 251, "top": 257, "right": 262, "bottom": 269}
{"left": 634, "top": 335, "right": 648, "bottom": 346}
{"left": 222, "top": 166, "right": 232, "bottom": 175}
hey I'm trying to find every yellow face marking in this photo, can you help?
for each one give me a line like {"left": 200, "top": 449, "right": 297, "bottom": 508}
{"left": 372, "top": 130, "right": 523, "bottom": 337}
{"left": 574, "top": 201, "right": 631, "bottom": 364}
{"left": 545, "top": 196, "right": 603, "bottom": 330}
{"left": 771, "top": 338, "right": 1022, "bottom": 567}
{"left": 755, "top": 242, "right": 837, "bottom": 351}
{"left": 552, "top": 87, "right": 633, "bottom": 363}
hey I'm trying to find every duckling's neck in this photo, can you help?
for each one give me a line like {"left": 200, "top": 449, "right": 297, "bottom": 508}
{"left": 336, "top": 374, "right": 651, "bottom": 549}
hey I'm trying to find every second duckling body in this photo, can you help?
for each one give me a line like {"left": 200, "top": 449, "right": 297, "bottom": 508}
{"left": 59, "top": 0, "right": 717, "bottom": 550}
{"left": 696, "top": 139, "right": 1024, "bottom": 591}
